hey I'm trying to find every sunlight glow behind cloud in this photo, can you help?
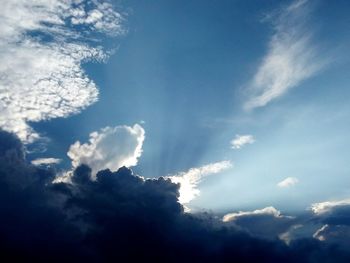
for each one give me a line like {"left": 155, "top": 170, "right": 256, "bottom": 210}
{"left": 168, "top": 161, "right": 232, "bottom": 205}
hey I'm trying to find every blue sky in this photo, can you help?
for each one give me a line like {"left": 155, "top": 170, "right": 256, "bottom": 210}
{"left": 2, "top": 0, "right": 350, "bottom": 213}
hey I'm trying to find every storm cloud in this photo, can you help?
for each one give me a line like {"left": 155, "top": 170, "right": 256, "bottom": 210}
{"left": 0, "top": 130, "right": 350, "bottom": 262}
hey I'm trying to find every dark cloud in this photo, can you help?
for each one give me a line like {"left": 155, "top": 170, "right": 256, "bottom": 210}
{"left": 0, "top": 130, "right": 350, "bottom": 262}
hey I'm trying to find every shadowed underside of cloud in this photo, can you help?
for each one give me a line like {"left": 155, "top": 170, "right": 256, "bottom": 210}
{"left": 0, "top": 0, "right": 124, "bottom": 142}
{"left": 0, "top": 130, "right": 350, "bottom": 262}
{"left": 244, "top": 0, "right": 326, "bottom": 110}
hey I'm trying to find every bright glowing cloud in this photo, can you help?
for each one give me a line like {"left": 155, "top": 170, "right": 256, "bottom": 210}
{"left": 310, "top": 199, "right": 350, "bottom": 215}
{"left": 67, "top": 124, "right": 145, "bottom": 178}
{"left": 31, "top": 158, "right": 61, "bottom": 166}
{"left": 277, "top": 177, "right": 299, "bottom": 188}
{"left": 244, "top": 0, "right": 326, "bottom": 110}
{"left": 222, "top": 206, "right": 282, "bottom": 222}
{"left": 168, "top": 161, "right": 232, "bottom": 205}
{"left": 0, "top": 0, "right": 124, "bottom": 143}
{"left": 230, "top": 134, "right": 255, "bottom": 149}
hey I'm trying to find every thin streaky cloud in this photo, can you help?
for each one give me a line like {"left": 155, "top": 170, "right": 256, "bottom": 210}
{"left": 245, "top": 0, "right": 327, "bottom": 110}
{"left": 223, "top": 206, "right": 283, "bottom": 222}
{"left": 31, "top": 158, "right": 62, "bottom": 166}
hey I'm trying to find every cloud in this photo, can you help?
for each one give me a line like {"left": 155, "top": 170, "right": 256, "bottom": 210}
{"left": 67, "top": 124, "right": 145, "bottom": 178}
{"left": 230, "top": 134, "right": 255, "bottom": 149}
{"left": 311, "top": 199, "right": 350, "bottom": 215}
{"left": 223, "top": 206, "right": 283, "bottom": 222}
{"left": 244, "top": 0, "right": 326, "bottom": 110}
{"left": 167, "top": 161, "right": 232, "bottom": 204}
{"left": 31, "top": 158, "right": 62, "bottom": 166}
{"left": 223, "top": 207, "right": 295, "bottom": 239}
{"left": 0, "top": 0, "right": 124, "bottom": 143}
{"left": 313, "top": 224, "right": 350, "bottom": 247}
{"left": 2, "top": 130, "right": 350, "bottom": 262}
{"left": 277, "top": 177, "right": 299, "bottom": 188}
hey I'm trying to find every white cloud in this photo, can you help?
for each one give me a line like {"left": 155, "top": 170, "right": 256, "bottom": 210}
{"left": 0, "top": 0, "right": 124, "bottom": 143}
{"left": 310, "top": 199, "right": 350, "bottom": 215}
{"left": 277, "top": 177, "right": 299, "bottom": 188}
{"left": 230, "top": 134, "right": 255, "bottom": 149}
{"left": 222, "top": 206, "right": 282, "bottom": 222}
{"left": 31, "top": 158, "right": 61, "bottom": 166}
{"left": 67, "top": 124, "right": 145, "bottom": 178}
{"left": 313, "top": 224, "right": 328, "bottom": 241}
{"left": 167, "top": 161, "right": 232, "bottom": 205}
{"left": 245, "top": 0, "right": 326, "bottom": 110}
{"left": 279, "top": 224, "right": 304, "bottom": 245}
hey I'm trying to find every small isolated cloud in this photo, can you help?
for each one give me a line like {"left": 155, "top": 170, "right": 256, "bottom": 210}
{"left": 230, "top": 134, "right": 255, "bottom": 149}
{"left": 277, "top": 177, "right": 299, "bottom": 188}
{"left": 245, "top": 0, "right": 327, "bottom": 110}
{"left": 223, "top": 206, "right": 282, "bottom": 222}
{"left": 0, "top": 0, "right": 124, "bottom": 143}
{"left": 310, "top": 199, "right": 350, "bottom": 215}
{"left": 31, "top": 158, "right": 61, "bottom": 166}
{"left": 67, "top": 124, "right": 145, "bottom": 178}
{"left": 168, "top": 161, "right": 232, "bottom": 204}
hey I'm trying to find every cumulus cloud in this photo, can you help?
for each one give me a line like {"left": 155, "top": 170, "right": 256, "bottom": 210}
{"left": 0, "top": 0, "right": 124, "bottom": 142}
{"left": 1, "top": 130, "right": 350, "bottom": 262}
{"left": 277, "top": 177, "right": 299, "bottom": 188}
{"left": 223, "top": 206, "right": 296, "bottom": 239}
{"left": 230, "top": 134, "right": 255, "bottom": 149}
{"left": 311, "top": 199, "right": 350, "bottom": 215}
{"left": 31, "top": 158, "right": 62, "bottom": 166}
{"left": 167, "top": 161, "right": 232, "bottom": 205}
{"left": 223, "top": 206, "right": 283, "bottom": 222}
{"left": 67, "top": 124, "right": 145, "bottom": 178}
{"left": 244, "top": 0, "right": 326, "bottom": 110}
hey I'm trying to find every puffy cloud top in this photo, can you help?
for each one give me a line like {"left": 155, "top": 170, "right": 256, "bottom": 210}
{"left": 67, "top": 124, "right": 145, "bottom": 178}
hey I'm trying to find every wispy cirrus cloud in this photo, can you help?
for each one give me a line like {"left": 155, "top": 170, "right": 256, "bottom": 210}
{"left": 0, "top": 0, "right": 124, "bottom": 143}
{"left": 167, "top": 161, "right": 232, "bottom": 205}
{"left": 244, "top": 0, "right": 327, "bottom": 110}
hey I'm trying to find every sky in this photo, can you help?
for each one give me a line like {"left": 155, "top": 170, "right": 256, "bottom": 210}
{"left": 1, "top": 1, "right": 350, "bottom": 260}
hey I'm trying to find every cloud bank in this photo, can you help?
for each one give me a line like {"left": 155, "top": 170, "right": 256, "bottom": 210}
{"left": 0, "top": 0, "right": 124, "bottom": 142}
{"left": 1, "top": 130, "right": 350, "bottom": 262}
{"left": 245, "top": 0, "right": 326, "bottom": 110}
